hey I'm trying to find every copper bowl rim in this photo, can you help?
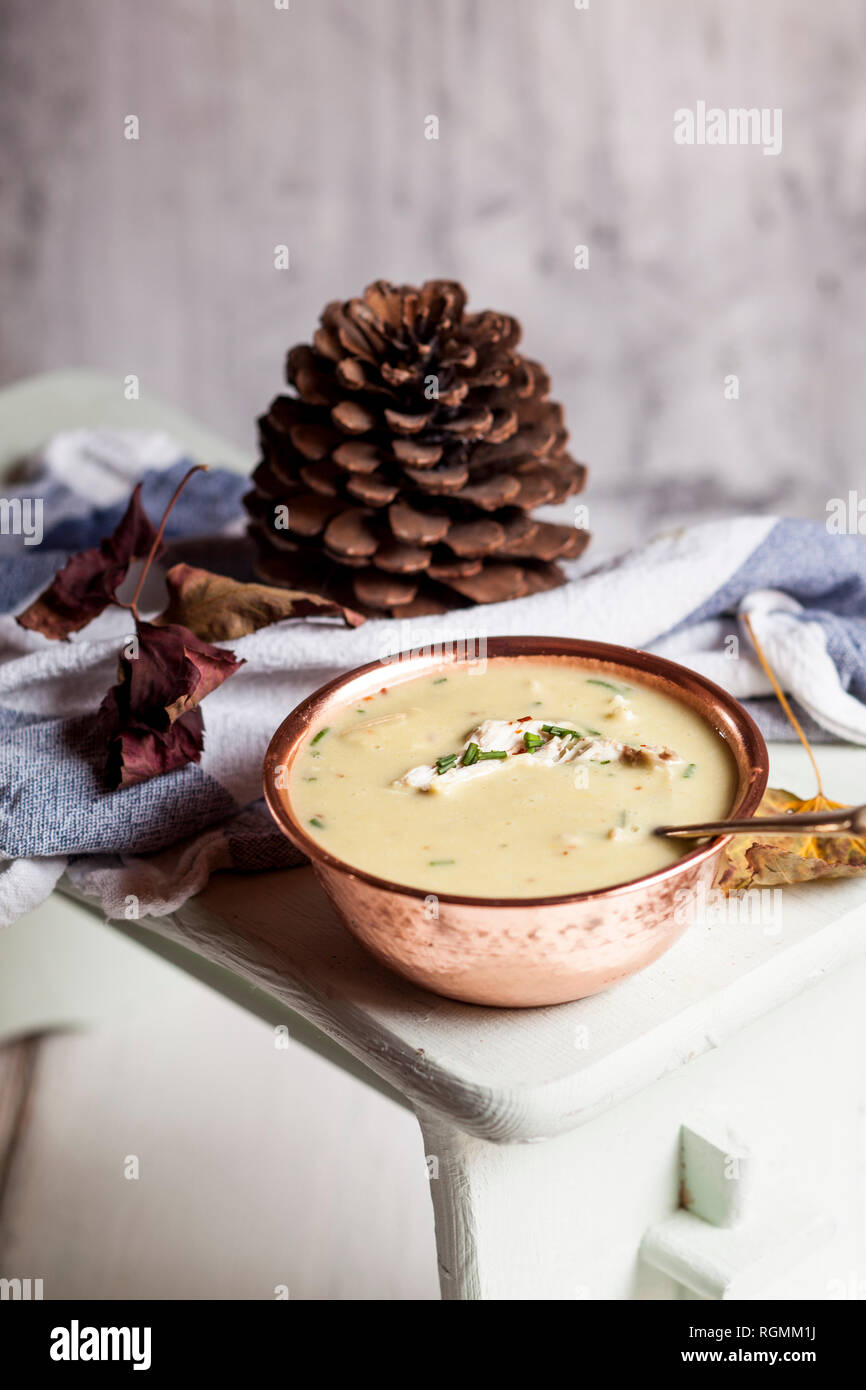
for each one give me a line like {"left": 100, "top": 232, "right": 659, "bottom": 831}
{"left": 263, "top": 636, "right": 770, "bottom": 909}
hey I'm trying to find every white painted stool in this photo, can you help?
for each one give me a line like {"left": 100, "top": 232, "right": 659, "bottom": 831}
{"left": 52, "top": 762, "right": 865, "bottom": 1301}
{"left": 2, "top": 374, "right": 865, "bottom": 1300}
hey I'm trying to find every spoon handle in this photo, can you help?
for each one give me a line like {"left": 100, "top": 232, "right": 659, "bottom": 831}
{"left": 655, "top": 803, "right": 866, "bottom": 839}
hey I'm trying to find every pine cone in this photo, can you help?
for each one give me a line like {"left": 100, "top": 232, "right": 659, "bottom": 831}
{"left": 245, "top": 279, "right": 589, "bottom": 616}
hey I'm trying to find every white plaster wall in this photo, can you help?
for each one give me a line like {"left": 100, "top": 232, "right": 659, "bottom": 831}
{"left": 2, "top": 0, "right": 864, "bottom": 544}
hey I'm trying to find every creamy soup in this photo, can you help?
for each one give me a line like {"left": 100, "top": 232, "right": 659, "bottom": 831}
{"left": 287, "top": 660, "right": 738, "bottom": 898}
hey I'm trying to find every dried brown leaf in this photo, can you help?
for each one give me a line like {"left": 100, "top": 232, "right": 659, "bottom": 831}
{"left": 718, "top": 789, "right": 866, "bottom": 891}
{"left": 718, "top": 612, "right": 866, "bottom": 893}
{"left": 157, "top": 563, "right": 365, "bottom": 640}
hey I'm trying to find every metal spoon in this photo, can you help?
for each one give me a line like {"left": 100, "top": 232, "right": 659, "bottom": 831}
{"left": 655, "top": 803, "right": 866, "bottom": 839}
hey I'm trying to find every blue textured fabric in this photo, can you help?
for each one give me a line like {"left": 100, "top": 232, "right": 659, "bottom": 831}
{"left": 674, "top": 519, "right": 866, "bottom": 702}
{"left": 0, "top": 461, "right": 248, "bottom": 859}
{"left": 0, "top": 461, "right": 248, "bottom": 611}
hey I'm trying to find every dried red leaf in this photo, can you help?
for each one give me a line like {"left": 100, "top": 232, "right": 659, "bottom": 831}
{"left": 105, "top": 707, "right": 206, "bottom": 789}
{"left": 17, "top": 484, "right": 161, "bottom": 639}
{"left": 100, "top": 620, "right": 243, "bottom": 788}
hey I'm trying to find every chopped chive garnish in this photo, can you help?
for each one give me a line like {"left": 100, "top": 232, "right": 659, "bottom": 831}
{"left": 523, "top": 731, "right": 544, "bottom": 751}
{"left": 461, "top": 742, "right": 480, "bottom": 766}
{"left": 683, "top": 763, "right": 697, "bottom": 778}
{"left": 585, "top": 726, "right": 602, "bottom": 737}
{"left": 587, "top": 678, "right": 630, "bottom": 694}
{"left": 599, "top": 760, "right": 611, "bottom": 765}
{"left": 309, "top": 817, "right": 325, "bottom": 829}
{"left": 356, "top": 708, "right": 366, "bottom": 714}
{"left": 617, "top": 809, "right": 628, "bottom": 827}
{"left": 433, "top": 677, "right": 448, "bottom": 684}
{"left": 532, "top": 700, "right": 543, "bottom": 706}
{"left": 303, "top": 776, "right": 318, "bottom": 782}
{"left": 311, "top": 727, "right": 329, "bottom": 745}
{"left": 429, "top": 858, "right": 455, "bottom": 866}
{"left": 435, "top": 753, "right": 458, "bottom": 774}
{"left": 477, "top": 749, "right": 508, "bottom": 760}
{"left": 542, "top": 723, "right": 580, "bottom": 739}
{"left": 310, "top": 751, "right": 321, "bottom": 759}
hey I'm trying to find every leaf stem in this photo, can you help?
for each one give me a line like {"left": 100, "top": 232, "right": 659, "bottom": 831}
{"left": 742, "top": 610, "right": 823, "bottom": 797}
{"left": 120, "top": 465, "right": 209, "bottom": 618}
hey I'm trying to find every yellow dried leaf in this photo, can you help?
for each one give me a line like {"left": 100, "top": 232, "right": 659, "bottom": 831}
{"left": 719, "top": 613, "right": 866, "bottom": 893}
{"left": 718, "top": 788, "right": 866, "bottom": 892}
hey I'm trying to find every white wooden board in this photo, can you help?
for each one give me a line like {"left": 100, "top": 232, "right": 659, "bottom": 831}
{"left": 64, "top": 744, "right": 866, "bottom": 1145}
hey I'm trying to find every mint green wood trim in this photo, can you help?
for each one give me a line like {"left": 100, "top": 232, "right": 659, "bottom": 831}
{"left": 0, "top": 369, "right": 251, "bottom": 475}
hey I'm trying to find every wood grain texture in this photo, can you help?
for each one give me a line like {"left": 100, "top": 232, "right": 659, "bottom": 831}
{"left": 1, "top": 0, "right": 864, "bottom": 552}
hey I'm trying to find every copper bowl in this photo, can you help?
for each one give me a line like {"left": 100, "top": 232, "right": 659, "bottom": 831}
{"left": 263, "top": 637, "right": 769, "bottom": 1007}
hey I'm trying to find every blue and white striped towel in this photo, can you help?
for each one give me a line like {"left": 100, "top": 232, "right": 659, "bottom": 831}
{"left": 2, "top": 430, "right": 865, "bottom": 927}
